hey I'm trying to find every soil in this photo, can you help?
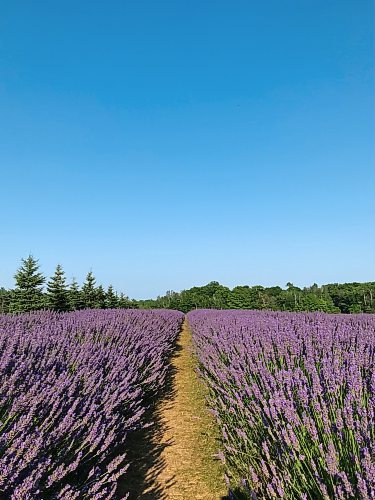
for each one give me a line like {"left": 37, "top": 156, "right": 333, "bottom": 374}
{"left": 118, "top": 319, "right": 227, "bottom": 499}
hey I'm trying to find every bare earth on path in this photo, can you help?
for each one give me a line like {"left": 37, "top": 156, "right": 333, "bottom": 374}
{"left": 119, "top": 319, "right": 227, "bottom": 499}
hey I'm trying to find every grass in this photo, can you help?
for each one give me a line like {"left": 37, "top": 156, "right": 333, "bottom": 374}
{"left": 118, "top": 319, "right": 227, "bottom": 499}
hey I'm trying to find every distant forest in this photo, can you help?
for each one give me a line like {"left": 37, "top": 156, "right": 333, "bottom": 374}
{"left": 139, "top": 280, "right": 375, "bottom": 314}
{"left": 1, "top": 255, "right": 374, "bottom": 314}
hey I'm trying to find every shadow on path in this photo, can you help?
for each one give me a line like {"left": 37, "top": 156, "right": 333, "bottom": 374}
{"left": 116, "top": 343, "right": 182, "bottom": 499}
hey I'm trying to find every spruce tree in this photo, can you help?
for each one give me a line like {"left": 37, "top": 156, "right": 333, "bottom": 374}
{"left": 106, "top": 284, "right": 119, "bottom": 309}
{"left": 95, "top": 285, "right": 107, "bottom": 309}
{"left": 130, "top": 299, "right": 139, "bottom": 309}
{"left": 46, "top": 264, "right": 70, "bottom": 312}
{"left": 69, "top": 278, "right": 83, "bottom": 311}
{"left": 0, "top": 287, "right": 11, "bottom": 314}
{"left": 82, "top": 271, "right": 97, "bottom": 309}
{"left": 118, "top": 292, "right": 132, "bottom": 309}
{"left": 11, "top": 255, "right": 45, "bottom": 312}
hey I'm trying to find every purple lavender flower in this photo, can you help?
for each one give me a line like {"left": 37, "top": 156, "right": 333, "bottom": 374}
{"left": 0, "top": 309, "right": 183, "bottom": 498}
{"left": 188, "top": 309, "right": 375, "bottom": 498}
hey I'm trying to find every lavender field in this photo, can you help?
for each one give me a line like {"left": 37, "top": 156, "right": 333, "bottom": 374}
{"left": 1, "top": 308, "right": 374, "bottom": 499}
{"left": 0, "top": 309, "right": 183, "bottom": 498}
{"left": 188, "top": 310, "right": 375, "bottom": 499}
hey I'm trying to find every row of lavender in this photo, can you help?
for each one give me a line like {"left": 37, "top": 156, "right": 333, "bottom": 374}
{"left": 0, "top": 309, "right": 183, "bottom": 498}
{"left": 188, "top": 310, "right": 375, "bottom": 499}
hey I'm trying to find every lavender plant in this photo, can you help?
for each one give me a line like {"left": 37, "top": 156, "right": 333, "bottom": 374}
{"left": 188, "top": 310, "right": 375, "bottom": 499}
{"left": 0, "top": 309, "right": 183, "bottom": 498}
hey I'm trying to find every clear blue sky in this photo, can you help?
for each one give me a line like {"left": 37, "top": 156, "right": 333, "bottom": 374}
{"left": 0, "top": 1, "right": 374, "bottom": 299}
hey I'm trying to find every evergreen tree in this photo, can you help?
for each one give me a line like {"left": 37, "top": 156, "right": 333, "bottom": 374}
{"left": 46, "top": 264, "right": 70, "bottom": 312}
{"left": 82, "top": 271, "right": 97, "bottom": 309}
{"left": 118, "top": 292, "right": 132, "bottom": 309}
{"left": 130, "top": 298, "right": 139, "bottom": 309}
{"left": 95, "top": 285, "right": 107, "bottom": 309}
{"left": 69, "top": 278, "right": 83, "bottom": 311}
{"left": 106, "top": 285, "right": 119, "bottom": 308}
{"left": 11, "top": 255, "right": 45, "bottom": 312}
{"left": 0, "top": 287, "right": 11, "bottom": 314}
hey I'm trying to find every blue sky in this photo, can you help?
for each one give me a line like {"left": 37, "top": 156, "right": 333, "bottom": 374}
{"left": 0, "top": 1, "right": 374, "bottom": 298}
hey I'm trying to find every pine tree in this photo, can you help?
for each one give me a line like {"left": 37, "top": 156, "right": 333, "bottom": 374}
{"left": 118, "top": 292, "right": 132, "bottom": 309}
{"left": 95, "top": 285, "right": 107, "bottom": 309}
{"left": 130, "top": 299, "right": 139, "bottom": 309}
{"left": 0, "top": 287, "right": 11, "bottom": 314}
{"left": 11, "top": 255, "right": 45, "bottom": 312}
{"left": 69, "top": 278, "right": 83, "bottom": 311}
{"left": 82, "top": 271, "right": 97, "bottom": 309}
{"left": 106, "top": 284, "right": 119, "bottom": 309}
{"left": 46, "top": 264, "right": 70, "bottom": 312}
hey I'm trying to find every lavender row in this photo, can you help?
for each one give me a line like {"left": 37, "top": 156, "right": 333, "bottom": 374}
{"left": 188, "top": 310, "right": 375, "bottom": 499}
{"left": 0, "top": 309, "right": 183, "bottom": 498}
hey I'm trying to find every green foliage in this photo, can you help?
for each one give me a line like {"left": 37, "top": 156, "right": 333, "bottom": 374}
{"left": 1, "top": 256, "right": 135, "bottom": 314}
{"left": 68, "top": 278, "right": 83, "bottom": 311}
{"left": 0, "top": 287, "right": 12, "bottom": 314}
{"left": 228, "top": 286, "right": 265, "bottom": 309}
{"left": 11, "top": 255, "right": 45, "bottom": 313}
{"left": 81, "top": 271, "right": 97, "bottom": 309}
{"left": 46, "top": 264, "right": 70, "bottom": 312}
{"left": 106, "top": 284, "right": 119, "bottom": 308}
{"left": 348, "top": 303, "right": 362, "bottom": 313}
{"left": 2, "top": 255, "right": 375, "bottom": 315}
{"left": 139, "top": 281, "right": 375, "bottom": 314}
{"left": 118, "top": 292, "right": 133, "bottom": 309}
{"left": 95, "top": 285, "right": 107, "bottom": 309}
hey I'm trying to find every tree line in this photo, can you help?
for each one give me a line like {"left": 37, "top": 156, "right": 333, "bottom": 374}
{"left": 1, "top": 256, "right": 374, "bottom": 314}
{"left": 138, "top": 280, "right": 375, "bottom": 314}
{"left": 0, "top": 255, "right": 137, "bottom": 314}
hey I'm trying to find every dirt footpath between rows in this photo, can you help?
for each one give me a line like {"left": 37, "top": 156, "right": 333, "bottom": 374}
{"left": 119, "top": 319, "right": 227, "bottom": 499}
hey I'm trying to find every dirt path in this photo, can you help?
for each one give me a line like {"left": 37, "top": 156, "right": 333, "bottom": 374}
{"left": 121, "top": 319, "right": 227, "bottom": 499}
{"left": 146, "top": 319, "right": 226, "bottom": 499}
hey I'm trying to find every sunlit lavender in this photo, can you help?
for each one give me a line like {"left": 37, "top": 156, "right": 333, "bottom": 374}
{"left": 0, "top": 309, "right": 183, "bottom": 498}
{"left": 188, "top": 310, "right": 375, "bottom": 499}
